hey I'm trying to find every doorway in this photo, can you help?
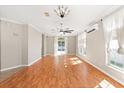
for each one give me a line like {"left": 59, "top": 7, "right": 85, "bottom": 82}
{"left": 54, "top": 37, "right": 67, "bottom": 55}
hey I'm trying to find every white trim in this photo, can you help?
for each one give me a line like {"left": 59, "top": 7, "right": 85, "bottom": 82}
{"left": 0, "top": 18, "right": 23, "bottom": 24}
{"left": 28, "top": 24, "right": 41, "bottom": 33}
{"left": 21, "top": 65, "right": 28, "bottom": 67}
{"left": 77, "top": 55, "right": 124, "bottom": 86}
{"left": 46, "top": 53, "right": 76, "bottom": 55}
{"left": 0, "top": 18, "right": 42, "bottom": 34}
{"left": 46, "top": 53, "right": 54, "bottom": 55}
{"left": 45, "top": 53, "right": 76, "bottom": 56}
{"left": 107, "top": 64, "right": 124, "bottom": 74}
{"left": 28, "top": 57, "right": 41, "bottom": 66}
{"left": 0, "top": 65, "right": 23, "bottom": 72}
{"left": 0, "top": 57, "right": 42, "bottom": 71}
{"left": 66, "top": 53, "right": 76, "bottom": 55}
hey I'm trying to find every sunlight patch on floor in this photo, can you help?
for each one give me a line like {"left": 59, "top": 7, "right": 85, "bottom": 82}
{"left": 64, "top": 62, "right": 68, "bottom": 68}
{"left": 70, "top": 57, "right": 79, "bottom": 61}
{"left": 69, "top": 57, "right": 82, "bottom": 65}
{"left": 71, "top": 60, "right": 82, "bottom": 65}
{"left": 95, "top": 79, "right": 115, "bottom": 88}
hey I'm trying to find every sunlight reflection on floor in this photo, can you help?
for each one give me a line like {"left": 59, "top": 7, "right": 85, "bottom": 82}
{"left": 64, "top": 57, "right": 83, "bottom": 68}
{"left": 64, "top": 62, "right": 68, "bottom": 68}
{"left": 70, "top": 57, "right": 79, "bottom": 61}
{"left": 95, "top": 79, "right": 115, "bottom": 88}
{"left": 71, "top": 60, "right": 82, "bottom": 65}
{"left": 69, "top": 57, "right": 83, "bottom": 65}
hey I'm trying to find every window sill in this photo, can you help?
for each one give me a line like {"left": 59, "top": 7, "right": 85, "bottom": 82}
{"left": 107, "top": 64, "right": 124, "bottom": 74}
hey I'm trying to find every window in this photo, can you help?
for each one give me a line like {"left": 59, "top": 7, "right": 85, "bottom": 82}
{"left": 103, "top": 8, "right": 124, "bottom": 70}
{"left": 108, "top": 30, "right": 124, "bottom": 69}
{"left": 78, "top": 32, "right": 86, "bottom": 56}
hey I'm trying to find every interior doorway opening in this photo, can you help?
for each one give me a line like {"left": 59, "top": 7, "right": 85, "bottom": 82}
{"left": 54, "top": 37, "right": 67, "bottom": 55}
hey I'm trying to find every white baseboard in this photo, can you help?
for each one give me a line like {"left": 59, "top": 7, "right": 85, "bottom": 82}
{"left": 45, "top": 53, "right": 76, "bottom": 56}
{"left": 27, "top": 57, "right": 41, "bottom": 66}
{"left": 0, "top": 65, "right": 23, "bottom": 72}
{"left": 76, "top": 55, "right": 124, "bottom": 86}
{"left": 46, "top": 54, "right": 54, "bottom": 55}
{"left": 67, "top": 53, "right": 76, "bottom": 55}
{"left": 0, "top": 57, "right": 42, "bottom": 72}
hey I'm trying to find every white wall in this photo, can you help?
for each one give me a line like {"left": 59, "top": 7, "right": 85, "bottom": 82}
{"left": 77, "top": 22, "right": 124, "bottom": 85}
{"left": 42, "top": 34, "right": 47, "bottom": 56}
{"left": 46, "top": 36, "right": 54, "bottom": 55}
{"left": 0, "top": 20, "right": 42, "bottom": 70}
{"left": 21, "top": 24, "right": 28, "bottom": 65}
{"left": 86, "top": 24, "right": 105, "bottom": 67}
{"left": 0, "top": 20, "right": 1, "bottom": 69}
{"left": 28, "top": 25, "right": 42, "bottom": 65}
{"left": 0, "top": 20, "right": 23, "bottom": 69}
{"left": 67, "top": 36, "right": 76, "bottom": 55}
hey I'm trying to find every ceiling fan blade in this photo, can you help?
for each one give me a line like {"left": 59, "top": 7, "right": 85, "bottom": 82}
{"left": 64, "top": 31, "right": 72, "bottom": 33}
{"left": 60, "top": 30, "right": 63, "bottom": 32}
{"left": 64, "top": 30, "right": 74, "bottom": 32}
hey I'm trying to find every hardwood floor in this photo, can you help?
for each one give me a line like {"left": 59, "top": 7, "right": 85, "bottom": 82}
{"left": 0, "top": 67, "right": 25, "bottom": 82}
{"left": 0, "top": 55, "right": 123, "bottom": 88}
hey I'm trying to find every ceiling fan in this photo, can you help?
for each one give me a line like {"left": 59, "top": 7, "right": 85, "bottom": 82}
{"left": 59, "top": 23, "right": 74, "bottom": 34}
{"left": 59, "top": 28, "right": 74, "bottom": 34}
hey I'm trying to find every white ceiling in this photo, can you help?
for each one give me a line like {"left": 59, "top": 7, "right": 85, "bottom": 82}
{"left": 0, "top": 5, "right": 120, "bottom": 36}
